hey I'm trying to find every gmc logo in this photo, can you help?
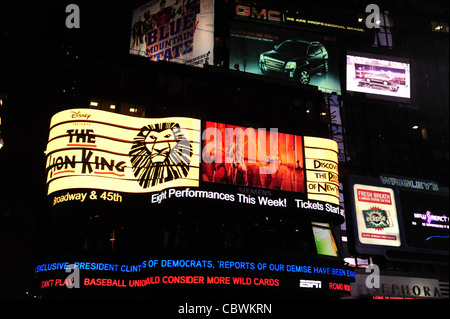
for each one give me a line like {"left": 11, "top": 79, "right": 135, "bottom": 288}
{"left": 236, "top": 5, "right": 281, "bottom": 21}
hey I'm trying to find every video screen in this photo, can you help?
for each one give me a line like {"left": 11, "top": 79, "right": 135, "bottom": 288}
{"left": 346, "top": 53, "right": 410, "bottom": 100}
{"left": 201, "top": 121, "right": 306, "bottom": 193}
{"left": 312, "top": 222, "right": 340, "bottom": 257}
{"left": 400, "top": 191, "right": 449, "bottom": 251}
{"left": 230, "top": 21, "right": 341, "bottom": 95}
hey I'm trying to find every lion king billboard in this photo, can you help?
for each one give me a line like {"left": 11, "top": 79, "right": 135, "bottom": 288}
{"left": 45, "top": 109, "right": 201, "bottom": 195}
{"left": 46, "top": 109, "right": 342, "bottom": 220}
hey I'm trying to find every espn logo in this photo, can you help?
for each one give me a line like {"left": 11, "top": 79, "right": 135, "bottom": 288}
{"left": 299, "top": 280, "right": 322, "bottom": 289}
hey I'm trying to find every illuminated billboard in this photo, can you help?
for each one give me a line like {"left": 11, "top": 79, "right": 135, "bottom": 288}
{"left": 348, "top": 175, "right": 449, "bottom": 262}
{"left": 46, "top": 110, "right": 342, "bottom": 220}
{"left": 312, "top": 222, "right": 340, "bottom": 257}
{"left": 202, "top": 121, "right": 340, "bottom": 206}
{"left": 201, "top": 121, "right": 305, "bottom": 192}
{"left": 353, "top": 184, "right": 401, "bottom": 247}
{"left": 46, "top": 109, "right": 201, "bottom": 195}
{"left": 229, "top": 21, "right": 341, "bottom": 94}
{"left": 346, "top": 52, "right": 411, "bottom": 101}
{"left": 130, "top": 0, "right": 214, "bottom": 67}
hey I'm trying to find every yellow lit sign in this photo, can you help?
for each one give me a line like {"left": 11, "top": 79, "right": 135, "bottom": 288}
{"left": 46, "top": 109, "right": 201, "bottom": 195}
{"left": 46, "top": 111, "right": 341, "bottom": 215}
{"left": 304, "top": 137, "right": 339, "bottom": 205}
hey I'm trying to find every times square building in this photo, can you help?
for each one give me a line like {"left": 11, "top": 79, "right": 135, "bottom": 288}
{"left": 3, "top": 0, "right": 447, "bottom": 299}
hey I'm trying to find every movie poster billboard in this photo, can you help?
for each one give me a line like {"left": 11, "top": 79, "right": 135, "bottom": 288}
{"left": 346, "top": 53, "right": 411, "bottom": 100}
{"left": 349, "top": 175, "right": 449, "bottom": 261}
{"left": 46, "top": 109, "right": 201, "bottom": 195}
{"left": 201, "top": 121, "right": 306, "bottom": 193}
{"left": 130, "top": 0, "right": 214, "bottom": 67}
{"left": 229, "top": 21, "right": 341, "bottom": 94}
{"left": 46, "top": 110, "right": 341, "bottom": 219}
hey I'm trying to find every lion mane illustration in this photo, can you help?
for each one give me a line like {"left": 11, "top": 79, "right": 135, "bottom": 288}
{"left": 129, "top": 123, "right": 193, "bottom": 188}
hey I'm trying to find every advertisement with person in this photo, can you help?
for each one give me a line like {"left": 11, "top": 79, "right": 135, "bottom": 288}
{"left": 229, "top": 21, "right": 341, "bottom": 94}
{"left": 46, "top": 109, "right": 201, "bottom": 195}
{"left": 349, "top": 175, "right": 449, "bottom": 262}
{"left": 201, "top": 121, "right": 305, "bottom": 193}
{"left": 130, "top": 0, "right": 214, "bottom": 67}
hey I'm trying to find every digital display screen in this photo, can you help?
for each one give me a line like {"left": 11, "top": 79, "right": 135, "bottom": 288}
{"left": 130, "top": 0, "right": 214, "bottom": 67}
{"left": 229, "top": 21, "right": 341, "bottom": 94}
{"left": 201, "top": 121, "right": 306, "bottom": 193}
{"left": 400, "top": 191, "right": 449, "bottom": 251}
{"left": 46, "top": 110, "right": 342, "bottom": 215}
{"left": 202, "top": 122, "right": 340, "bottom": 205}
{"left": 346, "top": 53, "right": 411, "bottom": 100}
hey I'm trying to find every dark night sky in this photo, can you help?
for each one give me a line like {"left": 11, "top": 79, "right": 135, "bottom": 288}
{"left": 0, "top": 0, "right": 140, "bottom": 298}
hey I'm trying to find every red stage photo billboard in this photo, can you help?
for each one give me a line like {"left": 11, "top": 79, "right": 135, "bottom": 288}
{"left": 201, "top": 121, "right": 306, "bottom": 193}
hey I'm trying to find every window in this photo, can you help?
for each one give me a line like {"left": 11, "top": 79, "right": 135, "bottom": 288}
{"left": 307, "top": 46, "right": 316, "bottom": 56}
{"left": 373, "top": 11, "right": 394, "bottom": 49}
{"left": 431, "top": 21, "right": 449, "bottom": 33}
{"left": 312, "top": 222, "right": 340, "bottom": 257}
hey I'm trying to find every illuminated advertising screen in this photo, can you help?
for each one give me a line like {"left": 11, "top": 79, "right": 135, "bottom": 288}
{"left": 202, "top": 121, "right": 340, "bottom": 206}
{"left": 130, "top": 0, "right": 214, "bottom": 67}
{"left": 46, "top": 109, "right": 201, "bottom": 195}
{"left": 353, "top": 184, "right": 401, "bottom": 247}
{"left": 349, "top": 175, "right": 449, "bottom": 262}
{"left": 46, "top": 110, "right": 342, "bottom": 220}
{"left": 400, "top": 191, "right": 449, "bottom": 251}
{"left": 229, "top": 21, "right": 341, "bottom": 94}
{"left": 34, "top": 255, "right": 355, "bottom": 297}
{"left": 346, "top": 52, "right": 411, "bottom": 100}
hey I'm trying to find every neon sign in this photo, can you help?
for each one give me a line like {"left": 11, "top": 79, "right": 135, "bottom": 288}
{"left": 130, "top": 0, "right": 214, "bottom": 67}
{"left": 202, "top": 122, "right": 340, "bottom": 206}
{"left": 35, "top": 257, "right": 354, "bottom": 297}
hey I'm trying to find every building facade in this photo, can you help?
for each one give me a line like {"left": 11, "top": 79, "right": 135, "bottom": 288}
{"left": 1, "top": 0, "right": 447, "bottom": 299}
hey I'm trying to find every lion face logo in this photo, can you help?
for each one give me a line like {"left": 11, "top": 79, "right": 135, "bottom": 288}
{"left": 129, "top": 123, "right": 193, "bottom": 188}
